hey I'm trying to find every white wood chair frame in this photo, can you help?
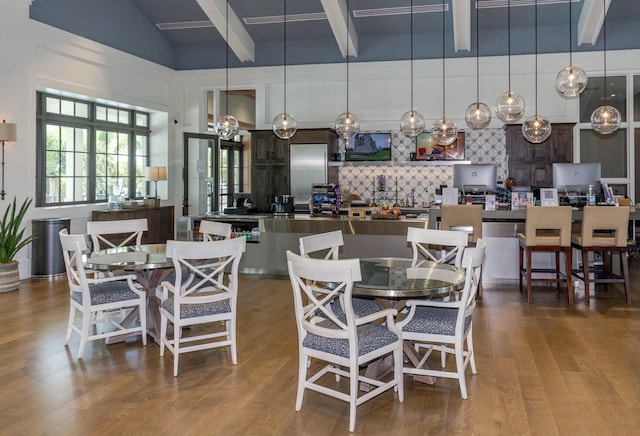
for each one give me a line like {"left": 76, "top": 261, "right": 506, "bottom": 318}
{"left": 199, "top": 220, "right": 232, "bottom": 241}
{"left": 396, "top": 240, "right": 486, "bottom": 400}
{"left": 407, "top": 227, "right": 468, "bottom": 267}
{"left": 87, "top": 218, "right": 148, "bottom": 251}
{"left": 60, "top": 229, "right": 147, "bottom": 359}
{"left": 159, "top": 237, "right": 246, "bottom": 376}
{"left": 287, "top": 250, "right": 404, "bottom": 433}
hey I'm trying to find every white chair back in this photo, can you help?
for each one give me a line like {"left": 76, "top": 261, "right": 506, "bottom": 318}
{"left": 407, "top": 227, "right": 468, "bottom": 267}
{"left": 299, "top": 230, "right": 344, "bottom": 260}
{"left": 59, "top": 229, "right": 91, "bottom": 294}
{"left": 199, "top": 220, "right": 232, "bottom": 241}
{"left": 87, "top": 218, "right": 148, "bottom": 251}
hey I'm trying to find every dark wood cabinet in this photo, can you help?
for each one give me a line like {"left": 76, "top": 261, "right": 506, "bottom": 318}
{"left": 250, "top": 129, "right": 338, "bottom": 212}
{"left": 91, "top": 206, "right": 174, "bottom": 244}
{"left": 506, "top": 123, "right": 574, "bottom": 188}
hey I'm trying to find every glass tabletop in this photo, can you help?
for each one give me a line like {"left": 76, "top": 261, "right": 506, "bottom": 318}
{"left": 354, "top": 258, "right": 466, "bottom": 299}
{"left": 84, "top": 244, "right": 171, "bottom": 271}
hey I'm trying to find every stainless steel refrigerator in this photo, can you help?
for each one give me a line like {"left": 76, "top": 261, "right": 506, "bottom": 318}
{"left": 290, "top": 143, "right": 334, "bottom": 212}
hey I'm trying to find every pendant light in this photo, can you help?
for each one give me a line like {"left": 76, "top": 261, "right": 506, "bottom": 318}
{"left": 464, "top": 1, "right": 491, "bottom": 129}
{"left": 399, "top": 0, "right": 425, "bottom": 138}
{"left": 335, "top": 0, "right": 360, "bottom": 141}
{"left": 590, "top": 0, "right": 620, "bottom": 135}
{"left": 431, "top": 3, "right": 458, "bottom": 147}
{"left": 272, "top": 0, "right": 297, "bottom": 140}
{"left": 522, "top": 0, "right": 551, "bottom": 144}
{"left": 495, "top": 0, "right": 525, "bottom": 124}
{"left": 215, "top": 0, "right": 240, "bottom": 140}
{"left": 555, "top": 0, "right": 587, "bottom": 97}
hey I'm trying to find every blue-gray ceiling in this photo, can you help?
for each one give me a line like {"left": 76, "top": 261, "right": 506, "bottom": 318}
{"left": 29, "top": 0, "right": 640, "bottom": 71}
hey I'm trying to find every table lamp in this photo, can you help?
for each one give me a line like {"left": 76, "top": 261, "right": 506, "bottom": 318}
{"left": 145, "top": 166, "right": 167, "bottom": 199}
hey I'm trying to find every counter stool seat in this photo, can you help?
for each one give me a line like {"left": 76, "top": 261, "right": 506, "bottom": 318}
{"left": 571, "top": 206, "right": 631, "bottom": 305}
{"left": 518, "top": 206, "right": 573, "bottom": 304}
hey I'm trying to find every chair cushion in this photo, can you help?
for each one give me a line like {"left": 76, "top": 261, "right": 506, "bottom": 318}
{"left": 161, "top": 299, "right": 230, "bottom": 319}
{"left": 303, "top": 321, "right": 398, "bottom": 358}
{"left": 163, "top": 271, "right": 192, "bottom": 285}
{"left": 401, "top": 306, "right": 471, "bottom": 336}
{"left": 71, "top": 281, "right": 140, "bottom": 305}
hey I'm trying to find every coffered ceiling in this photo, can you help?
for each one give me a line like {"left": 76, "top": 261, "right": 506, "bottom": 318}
{"left": 29, "top": 0, "right": 639, "bottom": 70}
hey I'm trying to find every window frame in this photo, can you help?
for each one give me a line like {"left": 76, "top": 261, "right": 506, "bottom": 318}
{"left": 35, "top": 92, "right": 151, "bottom": 207}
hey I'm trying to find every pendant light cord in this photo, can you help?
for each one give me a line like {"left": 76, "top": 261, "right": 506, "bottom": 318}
{"left": 568, "top": 0, "right": 573, "bottom": 66}
{"left": 346, "top": 0, "right": 350, "bottom": 114}
{"left": 442, "top": 2, "right": 446, "bottom": 117}
{"left": 225, "top": 0, "right": 230, "bottom": 115}
{"left": 283, "top": 0, "right": 288, "bottom": 116}
{"left": 410, "top": 0, "right": 414, "bottom": 112}
{"left": 602, "top": 0, "right": 607, "bottom": 101}
{"left": 475, "top": 0, "right": 480, "bottom": 105}
{"left": 507, "top": 0, "right": 512, "bottom": 92}
{"left": 534, "top": 0, "right": 538, "bottom": 114}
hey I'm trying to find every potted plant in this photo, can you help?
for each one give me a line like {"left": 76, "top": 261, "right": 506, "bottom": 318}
{"left": 0, "top": 197, "right": 36, "bottom": 292}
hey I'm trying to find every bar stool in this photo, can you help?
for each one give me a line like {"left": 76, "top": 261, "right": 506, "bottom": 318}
{"left": 441, "top": 204, "right": 484, "bottom": 297}
{"left": 571, "top": 206, "right": 631, "bottom": 305}
{"left": 518, "top": 206, "right": 573, "bottom": 304}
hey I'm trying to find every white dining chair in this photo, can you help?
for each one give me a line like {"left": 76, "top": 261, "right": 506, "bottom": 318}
{"left": 59, "top": 229, "right": 147, "bottom": 359}
{"left": 406, "top": 227, "right": 469, "bottom": 267}
{"left": 286, "top": 250, "right": 404, "bottom": 433}
{"left": 396, "top": 239, "right": 486, "bottom": 399}
{"left": 299, "top": 230, "right": 379, "bottom": 318}
{"left": 199, "top": 220, "right": 232, "bottom": 241}
{"left": 87, "top": 218, "right": 148, "bottom": 251}
{"left": 159, "top": 237, "right": 246, "bottom": 376}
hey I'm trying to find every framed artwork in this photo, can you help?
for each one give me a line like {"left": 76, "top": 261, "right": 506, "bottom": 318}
{"left": 415, "top": 131, "right": 465, "bottom": 160}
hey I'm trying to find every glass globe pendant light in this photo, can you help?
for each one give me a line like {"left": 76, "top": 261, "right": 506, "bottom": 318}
{"left": 465, "top": 0, "right": 491, "bottom": 129}
{"left": 215, "top": 1, "right": 239, "bottom": 141}
{"left": 495, "top": 0, "right": 525, "bottom": 124}
{"left": 272, "top": 0, "right": 297, "bottom": 140}
{"left": 522, "top": 0, "right": 551, "bottom": 144}
{"left": 399, "top": 0, "right": 425, "bottom": 138}
{"left": 590, "top": 0, "right": 620, "bottom": 135}
{"left": 431, "top": 2, "right": 457, "bottom": 146}
{"left": 335, "top": 0, "right": 360, "bottom": 141}
{"left": 555, "top": 0, "right": 587, "bottom": 97}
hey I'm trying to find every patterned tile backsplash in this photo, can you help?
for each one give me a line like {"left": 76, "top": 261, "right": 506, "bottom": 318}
{"left": 338, "top": 128, "right": 506, "bottom": 206}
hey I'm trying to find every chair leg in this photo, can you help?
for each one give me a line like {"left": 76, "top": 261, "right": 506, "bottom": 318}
{"left": 229, "top": 319, "right": 237, "bottom": 365}
{"left": 565, "top": 248, "right": 574, "bottom": 304}
{"left": 518, "top": 245, "right": 524, "bottom": 293}
{"left": 295, "top": 353, "right": 307, "bottom": 411}
{"left": 78, "top": 310, "right": 91, "bottom": 359}
{"left": 173, "top": 322, "right": 180, "bottom": 377}
{"left": 349, "top": 364, "right": 359, "bottom": 432}
{"left": 394, "top": 345, "right": 404, "bottom": 402}
{"left": 65, "top": 304, "right": 75, "bottom": 345}
{"left": 555, "top": 251, "right": 561, "bottom": 293}
{"left": 620, "top": 250, "right": 632, "bottom": 305}
{"left": 159, "top": 315, "right": 167, "bottom": 356}
{"left": 467, "top": 327, "right": 477, "bottom": 375}
{"left": 526, "top": 249, "right": 533, "bottom": 303}
{"left": 603, "top": 250, "right": 611, "bottom": 292}
{"left": 582, "top": 250, "right": 590, "bottom": 305}
{"left": 456, "top": 341, "right": 468, "bottom": 400}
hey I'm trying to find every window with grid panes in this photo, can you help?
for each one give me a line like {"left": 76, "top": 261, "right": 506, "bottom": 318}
{"left": 36, "top": 92, "right": 150, "bottom": 206}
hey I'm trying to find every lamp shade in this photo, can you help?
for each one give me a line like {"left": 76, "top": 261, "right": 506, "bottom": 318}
{"left": 145, "top": 166, "right": 167, "bottom": 182}
{"left": 0, "top": 122, "right": 17, "bottom": 142}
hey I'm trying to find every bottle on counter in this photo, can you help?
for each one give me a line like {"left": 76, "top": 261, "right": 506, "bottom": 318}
{"left": 587, "top": 184, "right": 596, "bottom": 206}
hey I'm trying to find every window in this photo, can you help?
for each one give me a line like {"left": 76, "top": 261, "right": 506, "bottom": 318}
{"left": 36, "top": 92, "right": 150, "bottom": 206}
{"left": 218, "top": 140, "right": 243, "bottom": 210}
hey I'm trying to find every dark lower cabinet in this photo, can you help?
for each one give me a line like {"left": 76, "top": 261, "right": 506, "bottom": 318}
{"left": 91, "top": 206, "right": 174, "bottom": 245}
{"left": 506, "top": 123, "right": 574, "bottom": 188}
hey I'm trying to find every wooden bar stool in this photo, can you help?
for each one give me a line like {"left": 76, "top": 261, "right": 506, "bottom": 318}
{"left": 571, "top": 206, "right": 631, "bottom": 305}
{"left": 441, "top": 204, "right": 483, "bottom": 297}
{"left": 518, "top": 206, "right": 573, "bottom": 304}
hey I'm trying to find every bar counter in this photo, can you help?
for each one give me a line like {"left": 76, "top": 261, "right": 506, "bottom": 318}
{"left": 195, "top": 206, "right": 638, "bottom": 280}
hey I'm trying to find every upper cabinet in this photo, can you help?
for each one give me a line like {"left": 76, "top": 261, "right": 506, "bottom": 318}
{"left": 506, "top": 123, "right": 574, "bottom": 188}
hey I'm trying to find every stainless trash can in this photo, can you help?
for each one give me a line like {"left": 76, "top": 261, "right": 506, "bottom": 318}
{"left": 31, "top": 217, "right": 71, "bottom": 279}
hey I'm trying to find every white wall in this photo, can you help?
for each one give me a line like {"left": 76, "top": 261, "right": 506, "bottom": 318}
{"left": 0, "top": 2, "right": 175, "bottom": 278}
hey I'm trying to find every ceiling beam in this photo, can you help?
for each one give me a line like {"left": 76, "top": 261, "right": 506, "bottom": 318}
{"left": 577, "top": 0, "right": 611, "bottom": 46}
{"left": 196, "top": 0, "right": 255, "bottom": 62}
{"left": 452, "top": 0, "right": 471, "bottom": 52}
{"left": 320, "top": 0, "right": 359, "bottom": 58}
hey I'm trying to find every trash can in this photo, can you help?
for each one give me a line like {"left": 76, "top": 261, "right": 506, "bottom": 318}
{"left": 31, "top": 217, "right": 71, "bottom": 279}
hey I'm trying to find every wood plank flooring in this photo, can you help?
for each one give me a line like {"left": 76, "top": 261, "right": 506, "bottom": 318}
{"left": 0, "top": 263, "right": 638, "bottom": 435}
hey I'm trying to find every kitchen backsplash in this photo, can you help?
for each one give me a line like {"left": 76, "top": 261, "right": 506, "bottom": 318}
{"left": 338, "top": 128, "right": 507, "bottom": 206}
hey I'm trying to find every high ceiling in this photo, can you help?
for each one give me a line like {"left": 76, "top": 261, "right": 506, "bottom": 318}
{"left": 29, "top": 0, "right": 640, "bottom": 71}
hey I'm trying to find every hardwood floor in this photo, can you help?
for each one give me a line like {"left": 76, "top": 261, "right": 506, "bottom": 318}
{"left": 0, "top": 263, "right": 638, "bottom": 435}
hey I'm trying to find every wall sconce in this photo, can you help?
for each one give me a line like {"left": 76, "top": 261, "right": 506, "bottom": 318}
{"left": 145, "top": 166, "right": 167, "bottom": 199}
{"left": 0, "top": 120, "right": 17, "bottom": 201}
